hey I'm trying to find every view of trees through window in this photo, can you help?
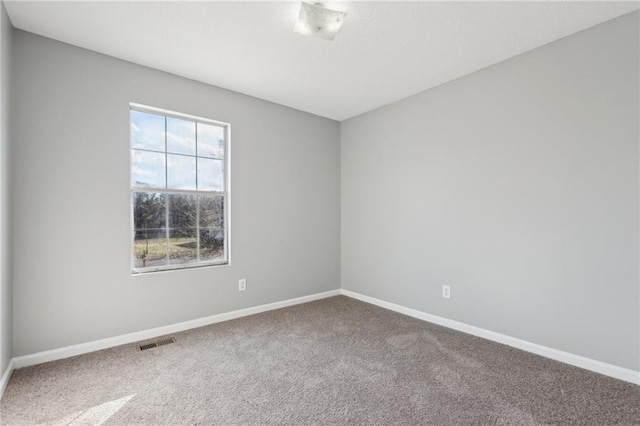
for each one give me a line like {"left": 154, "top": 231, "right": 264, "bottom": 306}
{"left": 130, "top": 106, "right": 228, "bottom": 272}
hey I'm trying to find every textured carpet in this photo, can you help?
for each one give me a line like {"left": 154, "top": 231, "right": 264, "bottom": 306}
{"left": 1, "top": 296, "right": 639, "bottom": 425}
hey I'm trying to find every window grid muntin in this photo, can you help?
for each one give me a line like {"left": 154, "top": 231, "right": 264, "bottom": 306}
{"left": 131, "top": 118, "right": 224, "bottom": 192}
{"left": 130, "top": 104, "right": 229, "bottom": 273}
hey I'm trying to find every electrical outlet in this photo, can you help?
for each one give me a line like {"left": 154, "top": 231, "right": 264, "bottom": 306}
{"left": 442, "top": 285, "right": 451, "bottom": 299}
{"left": 238, "top": 279, "right": 247, "bottom": 292}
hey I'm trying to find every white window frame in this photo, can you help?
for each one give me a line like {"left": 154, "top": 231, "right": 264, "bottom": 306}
{"left": 129, "top": 103, "right": 231, "bottom": 274}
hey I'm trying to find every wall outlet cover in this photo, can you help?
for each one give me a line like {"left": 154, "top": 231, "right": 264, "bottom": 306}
{"left": 442, "top": 285, "right": 451, "bottom": 299}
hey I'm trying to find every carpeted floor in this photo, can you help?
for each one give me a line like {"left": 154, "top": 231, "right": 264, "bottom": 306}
{"left": 1, "top": 296, "right": 639, "bottom": 425}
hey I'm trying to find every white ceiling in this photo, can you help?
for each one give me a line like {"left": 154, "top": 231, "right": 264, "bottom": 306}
{"left": 5, "top": 1, "right": 639, "bottom": 121}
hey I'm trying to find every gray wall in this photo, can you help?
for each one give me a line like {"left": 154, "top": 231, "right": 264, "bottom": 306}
{"left": 341, "top": 12, "right": 639, "bottom": 371}
{"left": 12, "top": 30, "right": 341, "bottom": 356}
{"left": 0, "top": 3, "right": 12, "bottom": 373}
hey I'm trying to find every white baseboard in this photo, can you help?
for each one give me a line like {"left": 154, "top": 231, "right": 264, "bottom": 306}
{"left": 3, "top": 286, "right": 637, "bottom": 401}
{"left": 11, "top": 289, "right": 341, "bottom": 371}
{"left": 0, "top": 358, "right": 14, "bottom": 398}
{"left": 340, "top": 289, "right": 640, "bottom": 386}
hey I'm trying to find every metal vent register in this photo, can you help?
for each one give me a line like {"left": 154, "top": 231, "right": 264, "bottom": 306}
{"left": 139, "top": 337, "right": 175, "bottom": 351}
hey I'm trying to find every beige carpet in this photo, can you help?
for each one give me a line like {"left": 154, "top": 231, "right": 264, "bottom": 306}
{"left": 1, "top": 296, "right": 639, "bottom": 425}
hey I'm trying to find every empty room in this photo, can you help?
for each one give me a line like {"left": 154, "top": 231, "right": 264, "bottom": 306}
{"left": 0, "top": 0, "right": 639, "bottom": 424}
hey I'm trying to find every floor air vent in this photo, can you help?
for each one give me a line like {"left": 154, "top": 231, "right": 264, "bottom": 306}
{"left": 139, "top": 337, "right": 175, "bottom": 351}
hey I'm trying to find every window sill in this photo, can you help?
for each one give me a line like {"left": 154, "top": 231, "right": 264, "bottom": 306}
{"left": 131, "top": 261, "right": 229, "bottom": 276}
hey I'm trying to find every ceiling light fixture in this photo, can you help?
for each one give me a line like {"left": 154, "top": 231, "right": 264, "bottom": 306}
{"left": 293, "top": 2, "right": 348, "bottom": 41}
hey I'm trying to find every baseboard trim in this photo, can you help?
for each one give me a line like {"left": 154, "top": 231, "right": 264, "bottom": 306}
{"left": 5, "top": 287, "right": 637, "bottom": 400}
{"left": 340, "top": 289, "right": 640, "bottom": 385}
{"left": 11, "top": 289, "right": 341, "bottom": 371}
{"left": 0, "top": 358, "right": 14, "bottom": 399}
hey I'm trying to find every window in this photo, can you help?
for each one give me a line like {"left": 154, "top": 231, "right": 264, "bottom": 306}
{"left": 130, "top": 104, "right": 229, "bottom": 273}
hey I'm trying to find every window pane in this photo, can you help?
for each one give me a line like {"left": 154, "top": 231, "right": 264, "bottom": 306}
{"left": 200, "top": 228, "right": 224, "bottom": 261}
{"left": 167, "top": 117, "right": 196, "bottom": 156}
{"left": 167, "top": 154, "right": 196, "bottom": 190}
{"left": 197, "top": 158, "right": 224, "bottom": 191}
{"left": 132, "top": 149, "right": 166, "bottom": 188}
{"left": 199, "top": 195, "right": 224, "bottom": 228}
{"left": 169, "top": 229, "right": 197, "bottom": 265}
{"left": 197, "top": 123, "right": 224, "bottom": 159}
{"left": 133, "top": 192, "right": 166, "bottom": 229}
{"left": 130, "top": 110, "right": 165, "bottom": 152}
{"left": 133, "top": 230, "right": 167, "bottom": 268}
{"left": 200, "top": 195, "right": 225, "bottom": 261}
{"left": 168, "top": 193, "right": 196, "bottom": 229}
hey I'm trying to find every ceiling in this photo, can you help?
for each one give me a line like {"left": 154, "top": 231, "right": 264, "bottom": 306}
{"left": 5, "top": 1, "right": 639, "bottom": 121}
